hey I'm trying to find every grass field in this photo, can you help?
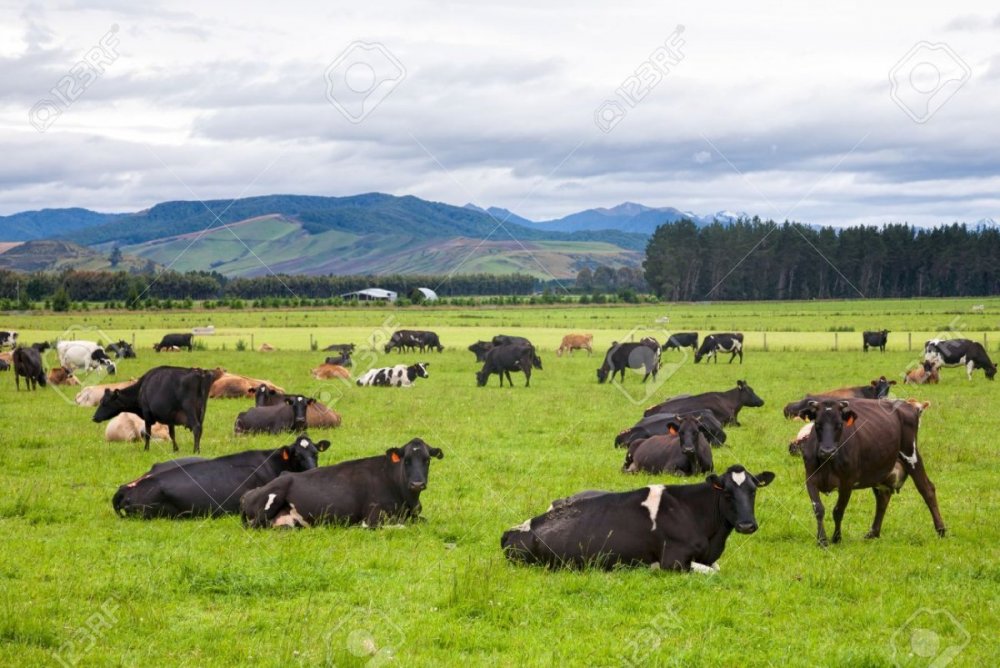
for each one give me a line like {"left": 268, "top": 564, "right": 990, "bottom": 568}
{"left": 1, "top": 300, "right": 998, "bottom": 666}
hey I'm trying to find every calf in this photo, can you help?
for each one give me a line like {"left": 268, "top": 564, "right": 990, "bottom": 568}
{"left": 557, "top": 333, "right": 593, "bottom": 357}
{"left": 694, "top": 333, "right": 744, "bottom": 364}
{"left": 924, "top": 338, "right": 996, "bottom": 381}
{"left": 254, "top": 385, "right": 342, "bottom": 428}
{"left": 476, "top": 344, "right": 542, "bottom": 387}
{"left": 311, "top": 363, "right": 351, "bottom": 380}
{"left": 234, "top": 395, "right": 313, "bottom": 435}
{"left": 357, "top": 363, "right": 430, "bottom": 387}
{"left": 904, "top": 361, "right": 940, "bottom": 385}
{"left": 48, "top": 366, "right": 79, "bottom": 386}
{"left": 622, "top": 414, "right": 714, "bottom": 475}
{"left": 57, "top": 340, "right": 117, "bottom": 375}
{"left": 154, "top": 333, "right": 193, "bottom": 352}
{"left": 863, "top": 330, "right": 889, "bottom": 353}
{"left": 468, "top": 341, "right": 494, "bottom": 362}
{"left": 241, "top": 438, "right": 443, "bottom": 529}
{"left": 644, "top": 381, "right": 764, "bottom": 426}
{"left": 792, "top": 398, "right": 945, "bottom": 545}
{"left": 597, "top": 342, "right": 659, "bottom": 384}
{"left": 664, "top": 332, "right": 698, "bottom": 352}
{"left": 12, "top": 346, "right": 46, "bottom": 390}
{"left": 501, "top": 465, "right": 774, "bottom": 571}
{"left": 112, "top": 435, "right": 330, "bottom": 518}
{"left": 615, "top": 410, "right": 726, "bottom": 449}
{"left": 104, "top": 412, "right": 170, "bottom": 442}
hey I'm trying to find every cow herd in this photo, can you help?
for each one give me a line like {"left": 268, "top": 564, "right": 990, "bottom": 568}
{"left": 2, "top": 325, "right": 996, "bottom": 576}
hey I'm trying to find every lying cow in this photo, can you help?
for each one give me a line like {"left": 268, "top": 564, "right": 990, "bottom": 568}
{"left": 622, "top": 414, "right": 714, "bottom": 475}
{"left": 323, "top": 343, "right": 355, "bottom": 354}
{"left": 241, "top": 438, "right": 444, "bottom": 529}
{"left": 312, "top": 363, "right": 351, "bottom": 380}
{"left": 924, "top": 338, "right": 996, "bottom": 381}
{"left": 254, "top": 385, "right": 342, "bottom": 429}
{"left": 557, "top": 333, "right": 593, "bottom": 357}
{"left": 0, "top": 330, "right": 17, "bottom": 349}
{"left": 792, "top": 398, "right": 945, "bottom": 545}
{"left": 694, "top": 333, "right": 744, "bottom": 364}
{"left": 154, "top": 333, "right": 194, "bottom": 352}
{"left": 615, "top": 410, "right": 726, "bottom": 449}
{"left": 48, "top": 366, "right": 79, "bottom": 386}
{"left": 356, "top": 363, "right": 429, "bottom": 387}
{"left": 75, "top": 379, "right": 138, "bottom": 406}
{"left": 57, "top": 340, "right": 117, "bottom": 375}
{"left": 106, "top": 340, "right": 136, "bottom": 359}
{"left": 104, "top": 412, "right": 170, "bottom": 442}
{"left": 904, "top": 361, "right": 940, "bottom": 385}
{"left": 597, "top": 341, "right": 659, "bottom": 384}
{"left": 234, "top": 395, "right": 313, "bottom": 435}
{"left": 501, "top": 465, "right": 775, "bottom": 571}
{"left": 476, "top": 344, "right": 541, "bottom": 387}
{"left": 782, "top": 376, "right": 897, "bottom": 418}
{"left": 209, "top": 371, "right": 284, "bottom": 399}
{"left": 112, "top": 434, "right": 330, "bottom": 518}
{"left": 324, "top": 352, "right": 352, "bottom": 367}
{"left": 644, "top": 381, "right": 764, "bottom": 426}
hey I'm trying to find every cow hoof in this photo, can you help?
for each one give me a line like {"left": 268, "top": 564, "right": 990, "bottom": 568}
{"left": 817, "top": 538, "right": 828, "bottom": 548}
{"left": 864, "top": 531, "right": 880, "bottom": 540}
{"left": 937, "top": 528, "right": 947, "bottom": 538}
{"left": 832, "top": 533, "right": 842, "bottom": 544}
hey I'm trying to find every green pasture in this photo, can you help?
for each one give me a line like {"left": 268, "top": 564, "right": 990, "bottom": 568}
{"left": 0, "top": 300, "right": 998, "bottom": 666}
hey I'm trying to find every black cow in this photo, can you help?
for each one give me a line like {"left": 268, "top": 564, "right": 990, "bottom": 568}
{"left": 385, "top": 330, "right": 444, "bottom": 353}
{"left": 31, "top": 341, "right": 51, "bottom": 353}
{"left": 615, "top": 410, "right": 726, "bottom": 448}
{"left": 782, "top": 376, "right": 897, "bottom": 418}
{"left": 241, "top": 438, "right": 444, "bottom": 529}
{"left": 501, "top": 465, "right": 775, "bottom": 571}
{"left": 323, "top": 343, "right": 355, "bottom": 353}
{"left": 644, "top": 381, "right": 764, "bottom": 426}
{"left": 0, "top": 331, "right": 17, "bottom": 349}
{"left": 694, "top": 333, "right": 744, "bottom": 364}
{"left": 107, "top": 340, "right": 136, "bottom": 359}
{"left": 924, "top": 338, "right": 996, "bottom": 381}
{"left": 234, "top": 395, "right": 313, "bottom": 435}
{"left": 154, "top": 333, "right": 193, "bottom": 352}
{"left": 92, "top": 366, "right": 218, "bottom": 452}
{"left": 468, "top": 341, "right": 494, "bottom": 362}
{"left": 622, "top": 414, "right": 715, "bottom": 475}
{"left": 792, "top": 398, "right": 945, "bottom": 545}
{"left": 862, "top": 330, "right": 889, "bottom": 353}
{"left": 12, "top": 346, "right": 46, "bottom": 390}
{"left": 597, "top": 342, "right": 659, "bottom": 384}
{"left": 0, "top": 359, "right": 8, "bottom": 372}
{"left": 324, "top": 352, "right": 352, "bottom": 367}
{"left": 491, "top": 334, "right": 532, "bottom": 348}
{"left": 111, "top": 435, "right": 330, "bottom": 518}
{"left": 476, "top": 344, "right": 542, "bottom": 387}
{"left": 664, "top": 332, "right": 698, "bottom": 352}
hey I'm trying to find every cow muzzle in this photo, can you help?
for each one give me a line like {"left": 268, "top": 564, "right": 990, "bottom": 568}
{"left": 409, "top": 481, "right": 427, "bottom": 492}
{"left": 735, "top": 521, "right": 758, "bottom": 534}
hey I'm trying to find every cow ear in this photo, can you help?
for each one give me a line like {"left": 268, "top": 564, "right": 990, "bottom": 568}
{"left": 667, "top": 423, "right": 679, "bottom": 436}
{"left": 281, "top": 448, "right": 290, "bottom": 461}
{"left": 737, "top": 380, "right": 746, "bottom": 388}
{"left": 797, "top": 401, "right": 818, "bottom": 422}
{"left": 315, "top": 440, "right": 331, "bottom": 452}
{"left": 706, "top": 473, "right": 724, "bottom": 490}
{"left": 386, "top": 447, "right": 404, "bottom": 463}
{"left": 428, "top": 446, "right": 444, "bottom": 459}
{"left": 888, "top": 380, "right": 897, "bottom": 386}
{"left": 754, "top": 471, "right": 776, "bottom": 487}
{"left": 870, "top": 380, "right": 878, "bottom": 387}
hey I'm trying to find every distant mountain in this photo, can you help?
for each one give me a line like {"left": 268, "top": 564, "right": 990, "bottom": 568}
{"left": 463, "top": 203, "right": 535, "bottom": 227}
{"left": 0, "top": 207, "right": 123, "bottom": 241}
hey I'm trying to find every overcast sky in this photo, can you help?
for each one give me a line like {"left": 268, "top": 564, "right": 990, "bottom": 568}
{"left": 1, "top": 1, "right": 998, "bottom": 226}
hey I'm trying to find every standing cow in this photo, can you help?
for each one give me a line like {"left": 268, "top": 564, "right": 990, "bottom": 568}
{"left": 12, "top": 346, "right": 46, "bottom": 390}
{"left": 154, "top": 333, "right": 194, "bottom": 352}
{"left": 862, "top": 330, "right": 889, "bottom": 353}
{"left": 0, "top": 331, "right": 18, "bottom": 349}
{"left": 924, "top": 338, "right": 996, "bottom": 381}
{"left": 385, "top": 330, "right": 443, "bottom": 353}
{"left": 557, "top": 334, "right": 593, "bottom": 357}
{"left": 694, "top": 333, "right": 744, "bottom": 364}
{"left": 476, "top": 344, "right": 542, "bottom": 387}
{"left": 597, "top": 341, "right": 659, "bottom": 384}
{"left": 664, "top": 332, "right": 698, "bottom": 352}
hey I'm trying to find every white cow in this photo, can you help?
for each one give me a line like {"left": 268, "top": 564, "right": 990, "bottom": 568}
{"left": 57, "top": 340, "right": 117, "bottom": 375}
{"left": 356, "top": 363, "right": 429, "bottom": 387}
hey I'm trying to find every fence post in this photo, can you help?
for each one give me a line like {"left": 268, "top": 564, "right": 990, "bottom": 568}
{"left": 251, "top": 333, "right": 254, "bottom": 351}
{"left": 834, "top": 332, "right": 838, "bottom": 352}
{"left": 908, "top": 333, "right": 912, "bottom": 351}
{"left": 310, "top": 333, "right": 314, "bottom": 351}
{"left": 131, "top": 333, "right": 136, "bottom": 347}
{"left": 763, "top": 332, "right": 767, "bottom": 352}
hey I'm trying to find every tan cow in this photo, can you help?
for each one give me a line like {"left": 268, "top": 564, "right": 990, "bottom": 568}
{"left": 557, "top": 333, "right": 593, "bottom": 357}
{"left": 48, "top": 366, "right": 80, "bottom": 386}
{"left": 311, "top": 364, "right": 351, "bottom": 380}
{"left": 105, "top": 412, "right": 170, "bottom": 442}
{"left": 258, "top": 343, "right": 276, "bottom": 352}
{"left": 306, "top": 402, "right": 342, "bottom": 428}
{"left": 904, "top": 362, "right": 940, "bottom": 385}
{"left": 209, "top": 370, "right": 285, "bottom": 399}
{"left": 75, "top": 379, "right": 139, "bottom": 406}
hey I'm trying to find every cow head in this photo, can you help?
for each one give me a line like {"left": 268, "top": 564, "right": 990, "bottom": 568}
{"left": 408, "top": 363, "right": 429, "bottom": 380}
{"left": 92, "top": 389, "right": 128, "bottom": 422}
{"left": 283, "top": 395, "right": 313, "bottom": 431}
{"left": 707, "top": 465, "right": 775, "bottom": 534}
{"left": 596, "top": 366, "right": 609, "bottom": 383}
{"left": 797, "top": 399, "right": 856, "bottom": 460}
{"left": 92, "top": 349, "right": 116, "bottom": 375}
{"left": 667, "top": 413, "right": 715, "bottom": 456}
{"left": 736, "top": 380, "right": 765, "bottom": 407}
{"left": 469, "top": 341, "right": 493, "bottom": 362}
{"left": 694, "top": 337, "right": 714, "bottom": 364}
{"left": 279, "top": 434, "right": 330, "bottom": 471}
{"left": 254, "top": 384, "right": 282, "bottom": 406}
{"left": 386, "top": 438, "right": 444, "bottom": 492}
{"left": 870, "top": 376, "right": 897, "bottom": 398}
{"left": 985, "top": 361, "right": 997, "bottom": 381}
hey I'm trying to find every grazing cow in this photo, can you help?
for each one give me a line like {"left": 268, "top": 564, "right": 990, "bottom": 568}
{"left": 241, "top": 438, "right": 444, "bottom": 529}
{"left": 0, "top": 330, "right": 17, "bottom": 349}
{"left": 597, "top": 342, "right": 659, "bottom": 384}
{"left": 234, "top": 395, "right": 314, "bottom": 435}
{"left": 476, "top": 344, "right": 542, "bottom": 387}
{"left": 904, "top": 361, "right": 940, "bottom": 385}
{"left": 92, "top": 366, "right": 220, "bottom": 452}
{"left": 104, "top": 413, "right": 170, "bottom": 442}
{"left": 106, "top": 340, "right": 136, "bottom": 359}
{"left": 557, "top": 333, "right": 593, "bottom": 357}
{"left": 112, "top": 434, "right": 330, "bottom": 518}
{"left": 208, "top": 371, "right": 284, "bottom": 399}
{"left": 468, "top": 341, "right": 494, "bottom": 362}
{"left": 74, "top": 379, "right": 138, "bottom": 406}
{"left": 31, "top": 341, "right": 51, "bottom": 353}
{"left": 153, "top": 333, "right": 193, "bottom": 352}
{"left": 0, "top": 359, "right": 8, "bottom": 371}
{"left": 615, "top": 411, "right": 726, "bottom": 449}
{"left": 924, "top": 338, "right": 996, "bottom": 381}
{"left": 792, "top": 398, "right": 945, "bottom": 545}
{"left": 323, "top": 343, "right": 355, "bottom": 353}
{"left": 57, "top": 340, "right": 117, "bottom": 375}
{"left": 782, "top": 376, "right": 897, "bottom": 418}
{"left": 311, "top": 364, "right": 351, "bottom": 380}
{"left": 12, "top": 346, "right": 46, "bottom": 390}
{"left": 324, "top": 352, "right": 352, "bottom": 367}
{"left": 644, "top": 381, "right": 764, "bottom": 426}
{"left": 664, "top": 332, "right": 698, "bottom": 352}
{"left": 862, "top": 330, "right": 889, "bottom": 353}
{"left": 357, "top": 363, "right": 430, "bottom": 387}
{"left": 622, "top": 414, "right": 715, "bottom": 475}
{"left": 694, "top": 333, "right": 744, "bottom": 364}
{"left": 254, "top": 385, "right": 342, "bottom": 429}
{"left": 492, "top": 334, "right": 532, "bottom": 348}
{"left": 384, "top": 330, "right": 444, "bottom": 353}
{"left": 501, "top": 465, "right": 775, "bottom": 571}
{"left": 48, "top": 366, "right": 79, "bottom": 386}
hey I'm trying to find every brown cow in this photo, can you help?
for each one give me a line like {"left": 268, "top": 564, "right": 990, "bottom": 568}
{"left": 557, "top": 333, "right": 593, "bottom": 357}
{"left": 259, "top": 343, "right": 276, "bottom": 352}
{"left": 209, "top": 371, "right": 285, "bottom": 399}
{"left": 104, "top": 412, "right": 170, "bottom": 442}
{"left": 48, "top": 366, "right": 80, "bottom": 386}
{"left": 793, "top": 397, "right": 945, "bottom": 546}
{"left": 75, "top": 379, "right": 139, "bottom": 406}
{"left": 254, "top": 385, "right": 342, "bottom": 428}
{"left": 904, "top": 361, "right": 940, "bottom": 385}
{"left": 311, "top": 364, "right": 351, "bottom": 380}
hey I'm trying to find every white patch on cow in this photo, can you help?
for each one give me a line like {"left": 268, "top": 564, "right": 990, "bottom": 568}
{"left": 299, "top": 438, "right": 309, "bottom": 448}
{"left": 901, "top": 443, "right": 918, "bottom": 467}
{"left": 641, "top": 485, "right": 665, "bottom": 531}
{"left": 509, "top": 519, "right": 532, "bottom": 532}
{"left": 690, "top": 562, "right": 718, "bottom": 575}
{"left": 264, "top": 493, "right": 277, "bottom": 511}
{"left": 731, "top": 471, "right": 747, "bottom": 486}
{"left": 966, "top": 360, "right": 975, "bottom": 380}
{"left": 649, "top": 562, "right": 661, "bottom": 571}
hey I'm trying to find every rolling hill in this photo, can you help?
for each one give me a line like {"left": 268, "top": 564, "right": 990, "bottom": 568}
{"left": 0, "top": 239, "right": 154, "bottom": 273}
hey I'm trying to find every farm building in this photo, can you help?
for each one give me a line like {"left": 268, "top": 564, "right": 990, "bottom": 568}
{"left": 415, "top": 287, "right": 438, "bottom": 301}
{"left": 340, "top": 288, "right": 398, "bottom": 302}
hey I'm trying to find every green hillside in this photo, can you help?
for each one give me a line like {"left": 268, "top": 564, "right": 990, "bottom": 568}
{"left": 0, "top": 239, "right": 153, "bottom": 273}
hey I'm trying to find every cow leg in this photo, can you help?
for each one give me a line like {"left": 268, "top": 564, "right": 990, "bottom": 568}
{"left": 966, "top": 360, "right": 974, "bottom": 381}
{"left": 167, "top": 424, "right": 178, "bottom": 452}
{"left": 191, "top": 421, "right": 202, "bottom": 454}
{"left": 831, "top": 485, "right": 853, "bottom": 544}
{"left": 907, "top": 458, "right": 947, "bottom": 537}
{"left": 738, "top": 349, "right": 743, "bottom": 364}
{"left": 866, "top": 487, "right": 893, "bottom": 539}
{"left": 806, "top": 482, "right": 828, "bottom": 546}
{"left": 524, "top": 366, "right": 531, "bottom": 387}
{"left": 141, "top": 418, "right": 153, "bottom": 451}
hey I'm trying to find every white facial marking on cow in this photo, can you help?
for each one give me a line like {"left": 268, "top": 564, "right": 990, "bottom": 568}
{"left": 732, "top": 471, "right": 747, "bottom": 486}
{"left": 641, "top": 485, "right": 665, "bottom": 532}
{"left": 299, "top": 439, "right": 309, "bottom": 448}
{"left": 900, "top": 444, "right": 918, "bottom": 467}
{"left": 264, "top": 493, "right": 276, "bottom": 511}
{"left": 510, "top": 519, "right": 532, "bottom": 532}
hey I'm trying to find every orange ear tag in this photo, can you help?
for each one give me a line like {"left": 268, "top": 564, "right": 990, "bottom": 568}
{"left": 281, "top": 450, "right": 289, "bottom": 461}
{"left": 391, "top": 453, "right": 401, "bottom": 463}
{"left": 845, "top": 416, "right": 855, "bottom": 427}
{"left": 668, "top": 426, "right": 678, "bottom": 436}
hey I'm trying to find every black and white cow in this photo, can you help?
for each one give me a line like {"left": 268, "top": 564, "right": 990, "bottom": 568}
{"left": 0, "top": 331, "right": 17, "bottom": 349}
{"left": 384, "top": 330, "right": 444, "bottom": 353}
{"left": 501, "top": 465, "right": 775, "bottom": 571}
{"left": 57, "top": 340, "right": 117, "bottom": 375}
{"left": 241, "top": 438, "right": 444, "bottom": 529}
{"left": 694, "top": 333, "right": 744, "bottom": 364}
{"left": 664, "top": 332, "right": 698, "bottom": 352}
{"left": 924, "top": 338, "right": 996, "bottom": 381}
{"left": 862, "top": 330, "right": 889, "bottom": 353}
{"left": 111, "top": 435, "right": 330, "bottom": 518}
{"left": 356, "top": 363, "right": 430, "bottom": 387}
{"left": 106, "top": 340, "right": 136, "bottom": 359}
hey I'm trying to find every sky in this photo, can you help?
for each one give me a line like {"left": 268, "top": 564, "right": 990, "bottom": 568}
{"left": 1, "top": 1, "right": 999, "bottom": 226}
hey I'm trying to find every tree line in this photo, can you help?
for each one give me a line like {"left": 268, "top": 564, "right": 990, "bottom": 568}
{"left": 643, "top": 219, "right": 1000, "bottom": 300}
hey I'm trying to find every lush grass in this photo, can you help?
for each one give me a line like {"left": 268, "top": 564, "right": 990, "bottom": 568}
{"left": 1, "top": 301, "right": 998, "bottom": 666}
